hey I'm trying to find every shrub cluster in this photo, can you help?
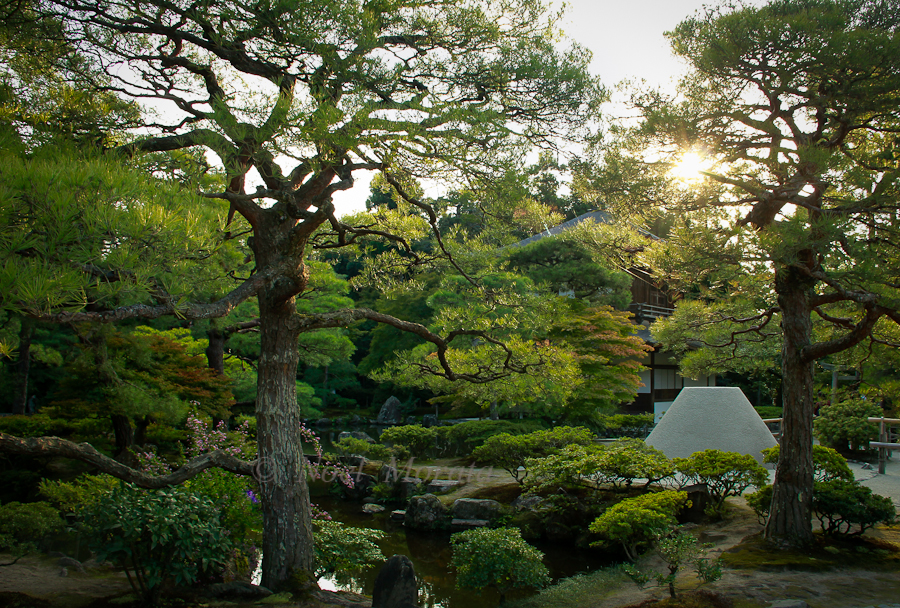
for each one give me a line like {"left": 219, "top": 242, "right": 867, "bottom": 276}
{"left": 471, "top": 426, "right": 594, "bottom": 483}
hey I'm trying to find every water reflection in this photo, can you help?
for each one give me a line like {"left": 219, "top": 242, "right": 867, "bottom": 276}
{"left": 311, "top": 486, "right": 614, "bottom": 608}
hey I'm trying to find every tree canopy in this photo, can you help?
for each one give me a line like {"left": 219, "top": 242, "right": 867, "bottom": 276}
{"left": 592, "top": 0, "right": 900, "bottom": 545}
{"left": 0, "top": 0, "right": 605, "bottom": 589}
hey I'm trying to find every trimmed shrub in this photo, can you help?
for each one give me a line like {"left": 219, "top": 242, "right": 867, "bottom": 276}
{"left": 472, "top": 426, "right": 594, "bottom": 484}
{"left": 0, "top": 501, "right": 63, "bottom": 564}
{"left": 674, "top": 449, "right": 768, "bottom": 513}
{"left": 813, "top": 480, "right": 896, "bottom": 535}
{"left": 624, "top": 532, "right": 723, "bottom": 599}
{"left": 761, "top": 444, "right": 853, "bottom": 482}
{"left": 313, "top": 520, "right": 385, "bottom": 577}
{"left": 813, "top": 396, "right": 881, "bottom": 452}
{"left": 434, "top": 419, "right": 547, "bottom": 457}
{"left": 451, "top": 527, "right": 549, "bottom": 603}
{"left": 379, "top": 425, "right": 435, "bottom": 457}
{"left": 589, "top": 491, "right": 690, "bottom": 561}
{"left": 525, "top": 439, "right": 673, "bottom": 493}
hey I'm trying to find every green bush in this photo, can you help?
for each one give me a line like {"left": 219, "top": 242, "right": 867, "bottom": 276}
{"left": 813, "top": 480, "right": 895, "bottom": 535}
{"left": 813, "top": 396, "right": 881, "bottom": 451}
{"left": 39, "top": 473, "right": 120, "bottom": 516}
{"left": 745, "top": 485, "right": 773, "bottom": 525}
{"left": 747, "top": 479, "right": 895, "bottom": 535}
{"left": 333, "top": 436, "right": 398, "bottom": 462}
{"left": 589, "top": 491, "right": 689, "bottom": 561}
{"left": 451, "top": 527, "right": 550, "bottom": 603}
{"left": 89, "top": 484, "right": 232, "bottom": 605}
{"left": 379, "top": 425, "right": 436, "bottom": 457}
{"left": 594, "top": 413, "right": 655, "bottom": 437}
{"left": 525, "top": 439, "right": 672, "bottom": 493}
{"left": 761, "top": 445, "right": 853, "bottom": 482}
{"left": 472, "top": 426, "right": 594, "bottom": 484}
{"left": 753, "top": 406, "right": 783, "bottom": 419}
{"left": 0, "top": 501, "right": 64, "bottom": 564}
{"left": 313, "top": 520, "right": 385, "bottom": 578}
{"left": 593, "top": 439, "right": 673, "bottom": 489}
{"left": 435, "top": 419, "right": 547, "bottom": 457}
{"left": 673, "top": 449, "right": 768, "bottom": 513}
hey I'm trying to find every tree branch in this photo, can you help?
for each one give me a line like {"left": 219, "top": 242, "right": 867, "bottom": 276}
{"left": 0, "top": 434, "right": 255, "bottom": 488}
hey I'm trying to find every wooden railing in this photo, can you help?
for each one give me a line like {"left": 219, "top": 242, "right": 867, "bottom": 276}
{"left": 761, "top": 416, "right": 900, "bottom": 474}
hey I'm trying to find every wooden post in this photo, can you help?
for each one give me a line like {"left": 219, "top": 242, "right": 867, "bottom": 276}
{"left": 879, "top": 417, "right": 887, "bottom": 475}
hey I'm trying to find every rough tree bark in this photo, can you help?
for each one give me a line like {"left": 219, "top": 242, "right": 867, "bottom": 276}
{"left": 766, "top": 266, "right": 816, "bottom": 545}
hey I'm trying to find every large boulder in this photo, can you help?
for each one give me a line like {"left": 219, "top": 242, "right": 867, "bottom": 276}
{"left": 422, "top": 414, "right": 438, "bottom": 428}
{"left": 376, "top": 396, "right": 403, "bottom": 425}
{"left": 338, "top": 430, "right": 376, "bottom": 443}
{"left": 404, "top": 494, "right": 446, "bottom": 530}
{"left": 372, "top": 554, "right": 418, "bottom": 608}
{"left": 341, "top": 472, "right": 377, "bottom": 501}
{"left": 451, "top": 498, "right": 501, "bottom": 521}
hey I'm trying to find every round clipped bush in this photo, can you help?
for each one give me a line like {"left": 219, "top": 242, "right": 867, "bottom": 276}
{"left": 472, "top": 426, "right": 594, "bottom": 484}
{"left": 813, "top": 396, "right": 881, "bottom": 452}
{"left": 674, "top": 449, "right": 768, "bottom": 513}
{"left": 761, "top": 444, "right": 854, "bottom": 482}
{"left": 813, "top": 480, "right": 896, "bottom": 535}
{"left": 313, "top": 520, "right": 385, "bottom": 577}
{"left": 589, "top": 490, "right": 690, "bottom": 561}
{"left": 450, "top": 526, "right": 549, "bottom": 603}
{"left": 379, "top": 425, "right": 435, "bottom": 457}
{"left": 0, "top": 501, "right": 63, "bottom": 564}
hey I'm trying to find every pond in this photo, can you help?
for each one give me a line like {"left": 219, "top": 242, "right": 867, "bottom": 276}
{"left": 304, "top": 484, "right": 616, "bottom": 608}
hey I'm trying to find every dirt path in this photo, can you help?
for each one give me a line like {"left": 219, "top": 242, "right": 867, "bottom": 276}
{"left": 0, "top": 555, "right": 131, "bottom": 607}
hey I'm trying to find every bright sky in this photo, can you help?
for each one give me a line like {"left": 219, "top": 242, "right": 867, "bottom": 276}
{"left": 330, "top": 0, "right": 714, "bottom": 215}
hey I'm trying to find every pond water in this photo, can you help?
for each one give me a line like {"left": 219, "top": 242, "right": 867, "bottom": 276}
{"left": 306, "top": 484, "right": 616, "bottom": 608}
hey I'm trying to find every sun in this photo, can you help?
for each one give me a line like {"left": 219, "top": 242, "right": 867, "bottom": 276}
{"left": 672, "top": 151, "right": 709, "bottom": 182}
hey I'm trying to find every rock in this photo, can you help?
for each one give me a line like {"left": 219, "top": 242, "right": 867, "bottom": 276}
{"left": 57, "top": 556, "right": 85, "bottom": 573}
{"left": 391, "top": 510, "right": 406, "bottom": 522}
{"left": 372, "top": 554, "right": 418, "bottom": 608}
{"left": 678, "top": 484, "right": 711, "bottom": 524}
{"left": 316, "top": 417, "right": 332, "bottom": 427}
{"left": 405, "top": 494, "right": 447, "bottom": 529}
{"left": 425, "top": 479, "right": 461, "bottom": 494}
{"left": 363, "top": 503, "right": 386, "bottom": 514}
{"left": 511, "top": 495, "right": 545, "bottom": 511}
{"left": 350, "top": 414, "right": 363, "bottom": 426}
{"left": 769, "top": 602, "right": 809, "bottom": 608}
{"left": 339, "top": 472, "right": 377, "bottom": 501}
{"left": 400, "top": 477, "right": 424, "bottom": 499}
{"left": 451, "top": 518, "right": 490, "bottom": 530}
{"left": 381, "top": 463, "right": 402, "bottom": 483}
{"left": 451, "top": 498, "right": 501, "bottom": 521}
{"left": 405, "top": 415, "right": 418, "bottom": 425}
{"left": 338, "top": 430, "right": 376, "bottom": 443}
{"left": 206, "top": 581, "right": 274, "bottom": 600}
{"left": 377, "top": 396, "right": 403, "bottom": 425}
{"left": 59, "top": 567, "right": 67, "bottom": 577}
{"left": 422, "top": 414, "right": 438, "bottom": 428}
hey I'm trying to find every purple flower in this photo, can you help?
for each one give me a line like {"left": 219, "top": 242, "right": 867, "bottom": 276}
{"left": 246, "top": 489, "right": 259, "bottom": 504}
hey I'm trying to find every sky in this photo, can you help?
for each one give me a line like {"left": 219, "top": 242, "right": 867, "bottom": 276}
{"left": 331, "top": 0, "right": 714, "bottom": 215}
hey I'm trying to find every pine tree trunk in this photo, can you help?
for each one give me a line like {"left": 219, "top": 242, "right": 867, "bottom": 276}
{"left": 254, "top": 253, "right": 316, "bottom": 589}
{"left": 205, "top": 324, "right": 226, "bottom": 375}
{"left": 11, "top": 318, "right": 34, "bottom": 415}
{"left": 765, "top": 267, "right": 815, "bottom": 546}
{"left": 111, "top": 413, "right": 135, "bottom": 458}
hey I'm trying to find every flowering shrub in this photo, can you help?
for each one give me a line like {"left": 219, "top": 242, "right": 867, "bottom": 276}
{"left": 89, "top": 484, "right": 231, "bottom": 604}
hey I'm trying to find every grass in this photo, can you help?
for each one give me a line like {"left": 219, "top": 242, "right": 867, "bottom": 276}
{"left": 507, "top": 565, "right": 630, "bottom": 608}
